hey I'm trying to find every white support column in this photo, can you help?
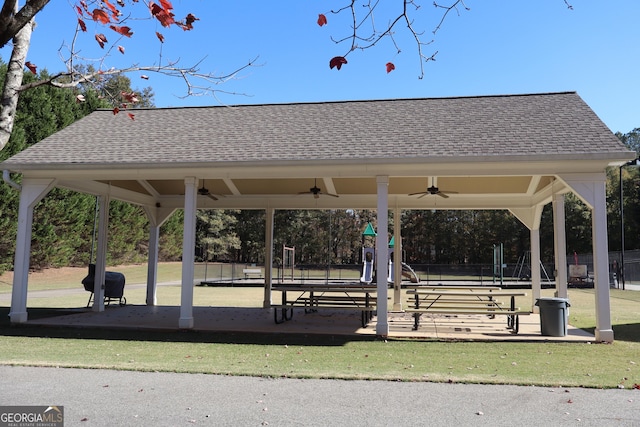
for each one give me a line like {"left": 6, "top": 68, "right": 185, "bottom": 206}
{"left": 552, "top": 194, "right": 568, "bottom": 298}
{"left": 509, "top": 205, "right": 544, "bottom": 313}
{"left": 531, "top": 228, "right": 542, "bottom": 313}
{"left": 591, "top": 182, "right": 614, "bottom": 342}
{"left": 146, "top": 224, "right": 160, "bottom": 306}
{"left": 393, "top": 207, "right": 402, "bottom": 311}
{"left": 93, "top": 194, "right": 111, "bottom": 312}
{"left": 375, "top": 176, "right": 389, "bottom": 337}
{"left": 263, "top": 207, "right": 275, "bottom": 308}
{"left": 179, "top": 177, "right": 197, "bottom": 329}
{"left": 143, "top": 207, "right": 175, "bottom": 306}
{"left": 9, "top": 178, "right": 56, "bottom": 324}
{"left": 558, "top": 172, "right": 614, "bottom": 342}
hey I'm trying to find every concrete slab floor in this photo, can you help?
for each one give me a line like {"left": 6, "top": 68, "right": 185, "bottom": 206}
{"left": 23, "top": 304, "right": 595, "bottom": 342}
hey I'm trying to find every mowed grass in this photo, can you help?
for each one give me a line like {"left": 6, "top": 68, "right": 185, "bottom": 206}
{"left": 1, "top": 263, "right": 640, "bottom": 388}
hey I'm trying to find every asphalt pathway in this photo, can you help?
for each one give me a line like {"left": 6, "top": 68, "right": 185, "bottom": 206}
{"left": 1, "top": 366, "right": 638, "bottom": 426}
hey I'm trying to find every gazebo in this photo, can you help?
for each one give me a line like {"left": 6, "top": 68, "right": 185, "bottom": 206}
{"left": 1, "top": 91, "right": 633, "bottom": 342}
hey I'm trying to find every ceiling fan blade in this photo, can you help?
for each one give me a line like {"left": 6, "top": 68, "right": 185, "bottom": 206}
{"left": 436, "top": 192, "right": 449, "bottom": 199}
{"left": 206, "top": 193, "right": 218, "bottom": 201}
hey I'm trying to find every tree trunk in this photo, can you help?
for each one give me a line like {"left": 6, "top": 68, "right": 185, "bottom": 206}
{"left": 0, "top": 16, "right": 32, "bottom": 151}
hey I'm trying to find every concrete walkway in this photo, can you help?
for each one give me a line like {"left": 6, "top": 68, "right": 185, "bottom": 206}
{"left": 1, "top": 366, "right": 638, "bottom": 426}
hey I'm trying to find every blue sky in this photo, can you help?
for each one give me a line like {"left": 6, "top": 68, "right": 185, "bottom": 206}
{"left": 3, "top": 1, "right": 639, "bottom": 133}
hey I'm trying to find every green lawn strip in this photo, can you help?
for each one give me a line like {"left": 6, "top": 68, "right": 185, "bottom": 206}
{"left": 0, "top": 335, "right": 637, "bottom": 388}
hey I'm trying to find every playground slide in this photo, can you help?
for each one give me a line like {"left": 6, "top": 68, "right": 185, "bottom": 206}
{"left": 360, "top": 248, "right": 375, "bottom": 284}
{"left": 387, "top": 261, "right": 421, "bottom": 284}
{"left": 401, "top": 262, "right": 420, "bottom": 283}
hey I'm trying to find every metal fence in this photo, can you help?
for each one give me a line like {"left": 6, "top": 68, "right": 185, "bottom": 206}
{"left": 197, "top": 250, "right": 640, "bottom": 286}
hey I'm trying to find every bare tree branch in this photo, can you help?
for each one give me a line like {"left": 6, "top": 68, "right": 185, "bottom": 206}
{"left": 327, "top": 1, "right": 469, "bottom": 78}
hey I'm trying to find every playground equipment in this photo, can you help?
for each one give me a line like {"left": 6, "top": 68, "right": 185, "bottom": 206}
{"left": 359, "top": 223, "right": 419, "bottom": 284}
{"left": 512, "top": 250, "right": 552, "bottom": 283}
{"left": 387, "top": 239, "right": 420, "bottom": 284}
{"left": 281, "top": 245, "right": 295, "bottom": 282}
{"left": 360, "top": 247, "right": 375, "bottom": 284}
{"left": 387, "top": 249, "right": 420, "bottom": 284}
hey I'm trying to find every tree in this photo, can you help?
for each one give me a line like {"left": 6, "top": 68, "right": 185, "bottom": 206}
{"left": 614, "top": 129, "right": 640, "bottom": 253}
{"left": 0, "top": 0, "right": 256, "bottom": 150}
{"left": 196, "top": 210, "right": 241, "bottom": 262}
{"left": 617, "top": 129, "right": 640, "bottom": 155}
{"left": 0, "top": 60, "right": 160, "bottom": 273}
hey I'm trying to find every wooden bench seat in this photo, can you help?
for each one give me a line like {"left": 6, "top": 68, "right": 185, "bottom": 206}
{"left": 407, "top": 298, "right": 505, "bottom": 305}
{"left": 405, "top": 308, "right": 525, "bottom": 315}
{"left": 242, "top": 268, "right": 262, "bottom": 279}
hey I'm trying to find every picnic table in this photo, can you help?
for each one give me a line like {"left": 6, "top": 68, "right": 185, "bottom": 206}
{"left": 406, "top": 287, "right": 529, "bottom": 334}
{"left": 271, "top": 284, "right": 377, "bottom": 327}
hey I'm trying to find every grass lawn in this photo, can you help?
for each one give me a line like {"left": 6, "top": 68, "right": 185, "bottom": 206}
{"left": 1, "top": 263, "right": 640, "bottom": 389}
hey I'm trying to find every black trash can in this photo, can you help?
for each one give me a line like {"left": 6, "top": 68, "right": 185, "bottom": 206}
{"left": 535, "top": 297, "right": 570, "bottom": 337}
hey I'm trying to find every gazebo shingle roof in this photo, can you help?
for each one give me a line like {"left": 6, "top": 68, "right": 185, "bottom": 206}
{"left": 1, "top": 91, "right": 626, "bottom": 170}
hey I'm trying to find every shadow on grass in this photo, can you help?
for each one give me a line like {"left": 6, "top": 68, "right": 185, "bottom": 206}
{"left": 578, "top": 323, "right": 640, "bottom": 343}
{"left": 613, "top": 323, "right": 640, "bottom": 343}
{"left": 0, "top": 307, "right": 376, "bottom": 346}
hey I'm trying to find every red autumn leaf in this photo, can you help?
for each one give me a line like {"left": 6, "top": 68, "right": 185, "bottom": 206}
{"left": 110, "top": 25, "right": 133, "bottom": 37}
{"left": 95, "top": 33, "right": 108, "bottom": 48}
{"left": 128, "top": 113, "right": 135, "bottom": 121}
{"left": 317, "top": 14, "right": 327, "bottom": 26}
{"left": 91, "top": 9, "right": 111, "bottom": 24}
{"left": 103, "top": 0, "right": 119, "bottom": 16}
{"left": 118, "top": 45, "right": 125, "bottom": 54}
{"left": 155, "top": 32, "right": 165, "bottom": 43}
{"left": 157, "top": 10, "right": 175, "bottom": 27}
{"left": 329, "top": 56, "right": 347, "bottom": 70}
{"left": 159, "top": 0, "right": 173, "bottom": 11}
{"left": 77, "top": 2, "right": 90, "bottom": 18}
{"left": 24, "top": 61, "right": 37, "bottom": 74}
{"left": 386, "top": 62, "right": 395, "bottom": 73}
{"left": 78, "top": 18, "right": 87, "bottom": 32}
{"left": 121, "top": 91, "right": 139, "bottom": 103}
{"left": 149, "top": 2, "right": 162, "bottom": 15}
{"left": 112, "top": 107, "right": 120, "bottom": 115}
{"left": 181, "top": 13, "right": 198, "bottom": 30}
{"left": 150, "top": 2, "right": 175, "bottom": 27}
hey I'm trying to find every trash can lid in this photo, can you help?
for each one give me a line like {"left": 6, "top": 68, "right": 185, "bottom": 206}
{"left": 535, "top": 297, "right": 570, "bottom": 307}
